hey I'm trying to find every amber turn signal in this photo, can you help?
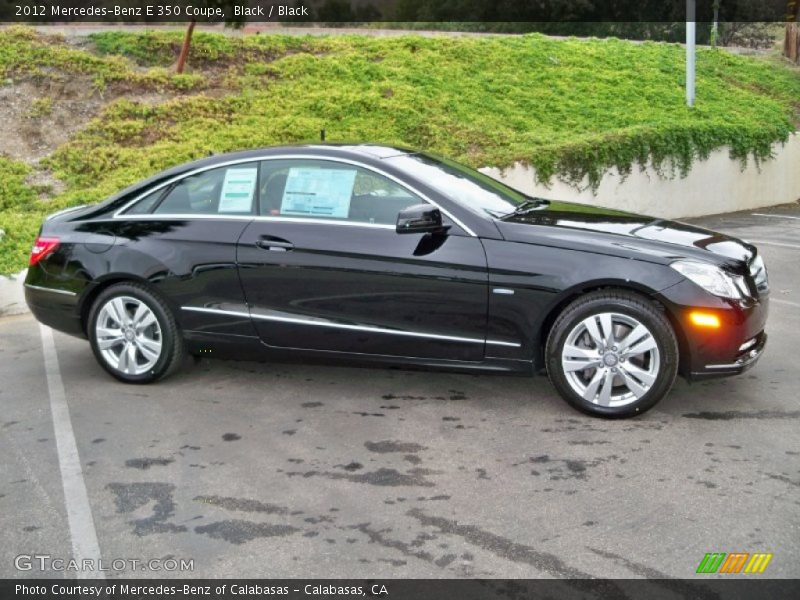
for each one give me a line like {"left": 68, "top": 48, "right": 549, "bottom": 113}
{"left": 689, "top": 311, "right": 721, "bottom": 329}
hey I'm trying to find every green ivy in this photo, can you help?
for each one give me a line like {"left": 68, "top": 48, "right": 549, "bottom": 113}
{"left": 1, "top": 28, "right": 799, "bottom": 274}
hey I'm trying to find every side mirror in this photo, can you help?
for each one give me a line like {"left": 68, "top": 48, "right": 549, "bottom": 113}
{"left": 396, "top": 204, "right": 447, "bottom": 235}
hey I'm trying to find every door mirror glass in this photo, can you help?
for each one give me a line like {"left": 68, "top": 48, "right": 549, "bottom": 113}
{"left": 396, "top": 204, "right": 446, "bottom": 234}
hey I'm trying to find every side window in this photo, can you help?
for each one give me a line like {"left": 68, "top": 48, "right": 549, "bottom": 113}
{"left": 152, "top": 163, "right": 258, "bottom": 215}
{"left": 259, "top": 160, "right": 423, "bottom": 226}
{"left": 125, "top": 188, "right": 164, "bottom": 215}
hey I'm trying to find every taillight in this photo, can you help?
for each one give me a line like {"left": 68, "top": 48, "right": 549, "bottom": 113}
{"left": 29, "top": 236, "right": 60, "bottom": 266}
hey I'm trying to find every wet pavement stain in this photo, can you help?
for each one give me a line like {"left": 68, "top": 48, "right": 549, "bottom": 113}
{"left": 287, "top": 467, "right": 437, "bottom": 487}
{"left": 407, "top": 508, "right": 609, "bottom": 582}
{"left": 765, "top": 473, "right": 800, "bottom": 488}
{"left": 107, "top": 482, "right": 187, "bottom": 536}
{"left": 125, "top": 457, "right": 175, "bottom": 470}
{"left": 193, "top": 495, "right": 290, "bottom": 515}
{"left": 365, "top": 440, "right": 427, "bottom": 454}
{"left": 682, "top": 410, "right": 800, "bottom": 420}
{"left": 337, "top": 462, "right": 363, "bottom": 472}
{"left": 587, "top": 548, "right": 721, "bottom": 599}
{"left": 351, "top": 523, "right": 436, "bottom": 564}
{"left": 194, "top": 520, "right": 299, "bottom": 545}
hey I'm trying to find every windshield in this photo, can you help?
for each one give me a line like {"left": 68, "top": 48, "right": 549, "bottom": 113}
{"left": 385, "top": 153, "right": 532, "bottom": 218}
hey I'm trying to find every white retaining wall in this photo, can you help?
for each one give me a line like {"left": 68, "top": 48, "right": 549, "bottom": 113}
{"left": 481, "top": 133, "right": 800, "bottom": 219}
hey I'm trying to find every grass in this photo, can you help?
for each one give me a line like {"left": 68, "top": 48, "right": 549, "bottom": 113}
{"left": 1, "top": 26, "right": 799, "bottom": 273}
{"left": 0, "top": 157, "right": 44, "bottom": 274}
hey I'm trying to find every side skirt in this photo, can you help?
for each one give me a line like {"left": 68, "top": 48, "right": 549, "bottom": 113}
{"left": 183, "top": 331, "right": 535, "bottom": 375}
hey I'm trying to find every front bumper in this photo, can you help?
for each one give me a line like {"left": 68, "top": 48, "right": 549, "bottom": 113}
{"left": 657, "top": 279, "right": 769, "bottom": 381}
{"left": 690, "top": 330, "right": 767, "bottom": 380}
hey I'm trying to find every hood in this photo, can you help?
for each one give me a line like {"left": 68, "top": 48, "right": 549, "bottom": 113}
{"left": 496, "top": 201, "right": 755, "bottom": 268}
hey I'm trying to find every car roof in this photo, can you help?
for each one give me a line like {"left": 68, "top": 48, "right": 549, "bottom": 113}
{"left": 206, "top": 143, "right": 414, "bottom": 163}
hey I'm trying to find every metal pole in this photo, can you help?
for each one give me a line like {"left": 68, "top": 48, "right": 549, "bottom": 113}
{"left": 686, "top": 0, "right": 696, "bottom": 107}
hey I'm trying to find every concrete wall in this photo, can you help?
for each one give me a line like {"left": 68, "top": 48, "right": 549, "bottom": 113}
{"left": 481, "top": 133, "right": 800, "bottom": 219}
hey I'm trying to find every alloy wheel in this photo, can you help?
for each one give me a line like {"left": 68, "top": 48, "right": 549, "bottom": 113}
{"left": 95, "top": 296, "right": 163, "bottom": 376}
{"left": 560, "top": 312, "right": 660, "bottom": 408}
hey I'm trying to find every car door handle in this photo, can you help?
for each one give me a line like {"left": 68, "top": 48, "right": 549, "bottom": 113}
{"left": 255, "top": 238, "right": 294, "bottom": 251}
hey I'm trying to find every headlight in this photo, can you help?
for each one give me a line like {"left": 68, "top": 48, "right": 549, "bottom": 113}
{"left": 670, "top": 260, "right": 744, "bottom": 299}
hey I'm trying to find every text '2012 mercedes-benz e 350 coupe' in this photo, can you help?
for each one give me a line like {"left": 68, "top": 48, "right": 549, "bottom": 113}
{"left": 25, "top": 145, "right": 769, "bottom": 417}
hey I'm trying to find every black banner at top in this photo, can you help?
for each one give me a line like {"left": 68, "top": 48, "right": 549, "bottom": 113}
{"left": 0, "top": 0, "right": 797, "bottom": 23}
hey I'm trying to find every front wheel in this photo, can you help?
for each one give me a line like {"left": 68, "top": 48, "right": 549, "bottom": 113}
{"left": 88, "top": 282, "right": 184, "bottom": 384}
{"left": 545, "top": 290, "right": 679, "bottom": 418}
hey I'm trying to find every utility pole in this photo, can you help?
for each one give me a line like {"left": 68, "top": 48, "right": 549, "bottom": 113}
{"left": 686, "top": 0, "right": 696, "bottom": 107}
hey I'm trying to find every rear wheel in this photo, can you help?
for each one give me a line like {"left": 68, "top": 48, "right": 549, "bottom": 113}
{"left": 88, "top": 283, "right": 184, "bottom": 383}
{"left": 545, "top": 290, "right": 678, "bottom": 418}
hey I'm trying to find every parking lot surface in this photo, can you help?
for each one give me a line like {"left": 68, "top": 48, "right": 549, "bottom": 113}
{"left": 1, "top": 206, "right": 799, "bottom": 580}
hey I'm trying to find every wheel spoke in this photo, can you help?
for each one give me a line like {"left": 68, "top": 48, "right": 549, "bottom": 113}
{"left": 117, "top": 342, "right": 130, "bottom": 372}
{"left": 110, "top": 298, "right": 129, "bottom": 326}
{"left": 131, "top": 303, "right": 149, "bottom": 327}
{"left": 617, "top": 324, "right": 648, "bottom": 353}
{"left": 582, "top": 316, "right": 604, "bottom": 348}
{"left": 598, "top": 313, "right": 615, "bottom": 346}
{"left": 97, "top": 333, "right": 125, "bottom": 350}
{"left": 620, "top": 361, "right": 656, "bottom": 386}
{"left": 125, "top": 343, "right": 138, "bottom": 374}
{"left": 136, "top": 312, "right": 157, "bottom": 330}
{"left": 618, "top": 366, "right": 648, "bottom": 399}
{"left": 136, "top": 336, "right": 161, "bottom": 362}
{"left": 581, "top": 368, "right": 606, "bottom": 402}
{"left": 624, "top": 334, "right": 657, "bottom": 357}
{"left": 597, "top": 369, "right": 615, "bottom": 406}
{"left": 563, "top": 358, "right": 602, "bottom": 372}
{"left": 563, "top": 344, "right": 600, "bottom": 360}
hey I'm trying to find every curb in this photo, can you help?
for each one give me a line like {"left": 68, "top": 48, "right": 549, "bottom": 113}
{"left": 0, "top": 270, "right": 29, "bottom": 318}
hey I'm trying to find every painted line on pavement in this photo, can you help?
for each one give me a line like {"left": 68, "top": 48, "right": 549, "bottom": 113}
{"left": 39, "top": 324, "right": 104, "bottom": 579}
{"left": 771, "top": 298, "right": 800, "bottom": 309}
{"left": 752, "top": 213, "right": 800, "bottom": 221}
{"left": 747, "top": 240, "right": 800, "bottom": 250}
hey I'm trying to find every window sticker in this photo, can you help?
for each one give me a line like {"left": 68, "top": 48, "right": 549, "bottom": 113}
{"left": 280, "top": 167, "right": 356, "bottom": 219}
{"left": 218, "top": 168, "right": 258, "bottom": 213}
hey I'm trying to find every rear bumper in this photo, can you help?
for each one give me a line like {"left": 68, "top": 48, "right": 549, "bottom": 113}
{"left": 24, "top": 284, "right": 85, "bottom": 338}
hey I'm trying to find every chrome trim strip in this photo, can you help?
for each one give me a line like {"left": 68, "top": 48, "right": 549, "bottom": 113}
{"left": 114, "top": 154, "right": 477, "bottom": 237}
{"left": 485, "top": 339, "right": 522, "bottom": 348}
{"left": 182, "top": 306, "right": 251, "bottom": 319}
{"left": 113, "top": 213, "right": 396, "bottom": 230}
{"left": 181, "top": 306, "right": 521, "bottom": 348}
{"left": 24, "top": 284, "right": 77, "bottom": 297}
{"left": 492, "top": 288, "right": 515, "bottom": 295}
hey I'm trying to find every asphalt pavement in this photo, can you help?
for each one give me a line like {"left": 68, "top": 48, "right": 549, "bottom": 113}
{"left": 1, "top": 205, "right": 798, "bottom": 582}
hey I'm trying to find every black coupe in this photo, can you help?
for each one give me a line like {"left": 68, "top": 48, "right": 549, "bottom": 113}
{"left": 25, "top": 145, "right": 768, "bottom": 417}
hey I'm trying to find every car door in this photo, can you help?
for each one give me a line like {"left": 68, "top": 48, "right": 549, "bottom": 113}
{"left": 110, "top": 161, "right": 260, "bottom": 339}
{"left": 236, "top": 158, "right": 489, "bottom": 361}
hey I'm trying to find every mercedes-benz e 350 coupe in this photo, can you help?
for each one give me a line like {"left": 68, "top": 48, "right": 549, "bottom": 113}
{"left": 25, "top": 145, "right": 769, "bottom": 417}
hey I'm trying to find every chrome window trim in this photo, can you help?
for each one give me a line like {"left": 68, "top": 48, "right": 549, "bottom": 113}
{"left": 114, "top": 154, "right": 477, "bottom": 237}
{"left": 24, "top": 283, "right": 77, "bottom": 297}
{"left": 182, "top": 306, "right": 520, "bottom": 348}
{"left": 109, "top": 213, "right": 397, "bottom": 230}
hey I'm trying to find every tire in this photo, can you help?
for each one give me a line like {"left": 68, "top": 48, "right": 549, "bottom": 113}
{"left": 87, "top": 282, "right": 184, "bottom": 384}
{"left": 545, "top": 290, "right": 678, "bottom": 418}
